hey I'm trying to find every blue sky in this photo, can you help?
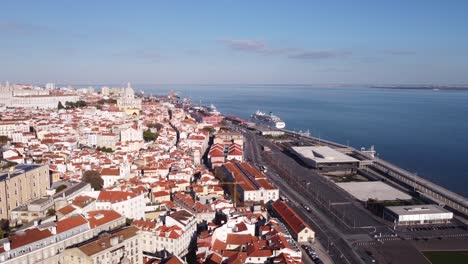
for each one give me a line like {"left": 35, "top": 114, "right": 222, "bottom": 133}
{"left": 0, "top": 0, "right": 467, "bottom": 85}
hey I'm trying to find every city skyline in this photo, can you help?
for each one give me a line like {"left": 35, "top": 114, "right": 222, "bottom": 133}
{"left": 1, "top": 0, "right": 468, "bottom": 85}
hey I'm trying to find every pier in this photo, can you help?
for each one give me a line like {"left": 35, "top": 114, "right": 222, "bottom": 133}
{"left": 371, "top": 157, "right": 468, "bottom": 217}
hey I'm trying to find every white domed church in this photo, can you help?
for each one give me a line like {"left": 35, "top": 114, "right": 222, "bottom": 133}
{"left": 116, "top": 83, "right": 142, "bottom": 114}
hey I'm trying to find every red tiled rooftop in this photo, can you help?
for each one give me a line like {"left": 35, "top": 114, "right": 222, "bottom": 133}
{"left": 9, "top": 228, "right": 53, "bottom": 249}
{"left": 56, "top": 215, "right": 88, "bottom": 233}
{"left": 57, "top": 204, "right": 77, "bottom": 215}
{"left": 97, "top": 190, "right": 136, "bottom": 203}
{"left": 226, "top": 233, "right": 255, "bottom": 245}
{"left": 87, "top": 210, "right": 123, "bottom": 228}
{"left": 101, "top": 168, "right": 120, "bottom": 176}
{"left": 72, "top": 195, "right": 96, "bottom": 208}
{"left": 78, "top": 227, "right": 138, "bottom": 256}
{"left": 132, "top": 219, "right": 156, "bottom": 230}
{"left": 272, "top": 200, "right": 312, "bottom": 235}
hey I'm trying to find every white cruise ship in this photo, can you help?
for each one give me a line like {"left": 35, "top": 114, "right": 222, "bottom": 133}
{"left": 251, "top": 110, "right": 286, "bottom": 129}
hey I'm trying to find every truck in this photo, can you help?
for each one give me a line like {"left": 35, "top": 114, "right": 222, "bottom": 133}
{"left": 262, "top": 146, "right": 271, "bottom": 152}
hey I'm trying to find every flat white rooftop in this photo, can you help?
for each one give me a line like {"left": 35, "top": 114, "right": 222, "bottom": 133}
{"left": 292, "top": 146, "right": 359, "bottom": 164}
{"left": 386, "top": 204, "right": 452, "bottom": 216}
{"left": 336, "top": 181, "right": 412, "bottom": 201}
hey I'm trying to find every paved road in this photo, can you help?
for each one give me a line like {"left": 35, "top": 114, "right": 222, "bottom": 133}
{"left": 235, "top": 124, "right": 468, "bottom": 264}
{"left": 242, "top": 130, "right": 367, "bottom": 264}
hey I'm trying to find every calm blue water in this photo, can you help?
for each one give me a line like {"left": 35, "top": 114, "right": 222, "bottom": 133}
{"left": 140, "top": 85, "right": 468, "bottom": 197}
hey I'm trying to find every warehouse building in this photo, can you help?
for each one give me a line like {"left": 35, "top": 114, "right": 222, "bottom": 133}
{"left": 383, "top": 204, "right": 453, "bottom": 225}
{"left": 290, "top": 146, "right": 360, "bottom": 172}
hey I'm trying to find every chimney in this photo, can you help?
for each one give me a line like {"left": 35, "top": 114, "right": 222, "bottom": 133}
{"left": 50, "top": 226, "right": 57, "bottom": 235}
{"left": 2, "top": 240, "right": 10, "bottom": 251}
{"left": 110, "top": 236, "right": 119, "bottom": 246}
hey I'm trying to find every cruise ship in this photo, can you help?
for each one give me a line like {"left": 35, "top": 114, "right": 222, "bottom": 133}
{"left": 208, "top": 104, "right": 221, "bottom": 115}
{"left": 251, "top": 110, "right": 286, "bottom": 129}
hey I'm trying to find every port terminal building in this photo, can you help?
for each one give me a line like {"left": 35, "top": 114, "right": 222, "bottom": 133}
{"left": 290, "top": 146, "right": 360, "bottom": 173}
{"left": 383, "top": 204, "right": 453, "bottom": 225}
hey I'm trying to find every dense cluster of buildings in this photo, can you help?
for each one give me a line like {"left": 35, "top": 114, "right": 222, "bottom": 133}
{"left": 0, "top": 82, "right": 315, "bottom": 263}
{"left": 0, "top": 82, "right": 79, "bottom": 109}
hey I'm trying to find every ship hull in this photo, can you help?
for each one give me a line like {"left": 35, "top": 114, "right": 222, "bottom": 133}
{"left": 251, "top": 115, "right": 286, "bottom": 129}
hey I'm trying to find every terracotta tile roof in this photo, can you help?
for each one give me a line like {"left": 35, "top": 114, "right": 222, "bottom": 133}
{"left": 164, "top": 255, "right": 185, "bottom": 264}
{"left": 206, "top": 253, "right": 223, "bottom": 264}
{"left": 235, "top": 222, "right": 248, "bottom": 232}
{"left": 168, "top": 209, "right": 194, "bottom": 224}
{"left": 224, "top": 163, "right": 256, "bottom": 191}
{"left": 101, "top": 168, "right": 120, "bottom": 176}
{"left": 78, "top": 227, "right": 139, "bottom": 256}
{"left": 87, "top": 210, "right": 123, "bottom": 228}
{"left": 56, "top": 214, "right": 88, "bottom": 233}
{"left": 161, "top": 201, "right": 176, "bottom": 209}
{"left": 209, "top": 148, "right": 224, "bottom": 157}
{"left": 97, "top": 190, "right": 136, "bottom": 203}
{"left": 9, "top": 228, "right": 53, "bottom": 249}
{"left": 272, "top": 200, "right": 313, "bottom": 235}
{"left": 57, "top": 204, "right": 77, "bottom": 215}
{"left": 155, "top": 225, "right": 184, "bottom": 239}
{"left": 227, "top": 148, "right": 242, "bottom": 156}
{"left": 132, "top": 219, "right": 156, "bottom": 231}
{"left": 153, "top": 191, "right": 170, "bottom": 197}
{"left": 211, "top": 239, "right": 227, "bottom": 254}
{"left": 226, "top": 233, "right": 255, "bottom": 246}
{"left": 225, "top": 252, "right": 247, "bottom": 264}
{"left": 188, "top": 135, "right": 206, "bottom": 140}
{"left": 72, "top": 195, "right": 96, "bottom": 208}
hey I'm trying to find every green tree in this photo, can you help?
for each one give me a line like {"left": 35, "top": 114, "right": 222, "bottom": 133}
{"left": 65, "top": 101, "right": 74, "bottom": 109}
{"left": 97, "top": 98, "right": 117, "bottom": 105}
{"left": 82, "top": 170, "right": 104, "bottom": 190}
{"left": 97, "top": 146, "right": 113, "bottom": 153}
{"left": 75, "top": 100, "right": 87, "bottom": 107}
{"left": 0, "top": 136, "right": 8, "bottom": 144}
{"left": 148, "top": 123, "right": 163, "bottom": 131}
{"left": 143, "top": 129, "right": 157, "bottom": 142}
{"left": 125, "top": 218, "right": 134, "bottom": 226}
{"left": 0, "top": 219, "right": 9, "bottom": 238}
{"left": 46, "top": 208, "right": 56, "bottom": 216}
{"left": 58, "top": 101, "right": 65, "bottom": 110}
{"left": 202, "top": 127, "right": 216, "bottom": 134}
{"left": 65, "top": 100, "right": 87, "bottom": 109}
{"left": 55, "top": 184, "right": 67, "bottom": 193}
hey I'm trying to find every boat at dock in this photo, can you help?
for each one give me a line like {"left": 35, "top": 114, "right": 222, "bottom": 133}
{"left": 251, "top": 110, "right": 286, "bottom": 129}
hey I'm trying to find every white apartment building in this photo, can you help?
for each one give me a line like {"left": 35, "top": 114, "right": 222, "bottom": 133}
{"left": 133, "top": 219, "right": 188, "bottom": 258}
{"left": 96, "top": 191, "right": 145, "bottom": 220}
{"left": 0, "top": 121, "right": 29, "bottom": 138}
{"left": 120, "top": 126, "right": 143, "bottom": 143}
{"left": 165, "top": 210, "right": 197, "bottom": 257}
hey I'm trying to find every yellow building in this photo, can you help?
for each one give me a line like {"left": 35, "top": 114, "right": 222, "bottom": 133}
{"left": 0, "top": 165, "right": 50, "bottom": 220}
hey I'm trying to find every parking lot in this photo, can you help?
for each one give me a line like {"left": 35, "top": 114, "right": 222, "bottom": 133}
{"left": 300, "top": 241, "right": 335, "bottom": 264}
